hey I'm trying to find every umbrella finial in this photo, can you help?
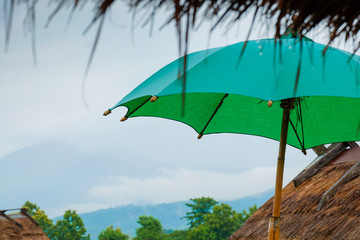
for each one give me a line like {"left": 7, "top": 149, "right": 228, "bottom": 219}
{"left": 150, "top": 96, "right": 158, "bottom": 102}
{"left": 120, "top": 117, "right": 128, "bottom": 122}
{"left": 103, "top": 109, "right": 111, "bottom": 116}
{"left": 267, "top": 100, "right": 273, "bottom": 107}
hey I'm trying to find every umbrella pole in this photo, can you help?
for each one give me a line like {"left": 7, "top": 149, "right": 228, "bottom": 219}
{"left": 268, "top": 99, "right": 294, "bottom": 240}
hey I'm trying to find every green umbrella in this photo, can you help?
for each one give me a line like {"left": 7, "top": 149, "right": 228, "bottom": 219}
{"left": 104, "top": 35, "right": 360, "bottom": 240}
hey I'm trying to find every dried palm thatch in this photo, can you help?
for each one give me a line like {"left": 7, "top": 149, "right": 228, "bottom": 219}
{"left": 0, "top": 209, "right": 50, "bottom": 240}
{"left": 126, "top": 0, "right": 360, "bottom": 54}
{"left": 230, "top": 147, "right": 360, "bottom": 240}
{"left": 4, "top": 0, "right": 360, "bottom": 67}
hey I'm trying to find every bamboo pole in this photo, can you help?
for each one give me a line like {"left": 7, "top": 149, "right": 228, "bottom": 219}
{"left": 268, "top": 99, "right": 294, "bottom": 240}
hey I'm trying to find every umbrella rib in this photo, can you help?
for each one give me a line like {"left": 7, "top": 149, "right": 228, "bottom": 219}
{"left": 198, "top": 93, "right": 229, "bottom": 139}
{"left": 299, "top": 99, "right": 305, "bottom": 151}
{"left": 289, "top": 118, "right": 306, "bottom": 154}
{"left": 125, "top": 96, "right": 152, "bottom": 118}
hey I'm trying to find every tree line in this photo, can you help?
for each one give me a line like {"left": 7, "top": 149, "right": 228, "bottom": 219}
{"left": 23, "top": 197, "right": 257, "bottom": 240}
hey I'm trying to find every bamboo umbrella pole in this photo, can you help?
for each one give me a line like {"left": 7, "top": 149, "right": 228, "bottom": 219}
{"left": 268, "top": 98, "right": 295, "bottom": 240}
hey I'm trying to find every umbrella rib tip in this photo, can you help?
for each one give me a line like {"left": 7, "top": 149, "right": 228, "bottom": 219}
{"left": 120, "top": 117, "right": 128, "bottom": 122}
{"left": 150, "top": 96, "right": 158, "bottom": 102}
{"left": 302, "top": 148, "right": 307, "bottom": 155}
{"left": 103, "top": 109, "right": 111, "bottom": 116}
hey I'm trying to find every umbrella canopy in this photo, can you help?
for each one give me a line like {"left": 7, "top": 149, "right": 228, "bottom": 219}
{"left": 105, "top": 35, "right": 360, "bottom": 240}
{"left": 107, "top": 35, "right": 360, "bottom": 150}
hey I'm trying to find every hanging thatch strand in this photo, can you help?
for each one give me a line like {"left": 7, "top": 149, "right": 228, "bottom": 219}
{"left": 126, "top": 0, "right": 360, "bottom": 52}
{"left": 5, "top": 0, "right": 360, "bottom": 52}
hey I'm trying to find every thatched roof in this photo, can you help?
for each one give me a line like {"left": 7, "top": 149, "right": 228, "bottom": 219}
{"left": 0, "top": 209, "right": 50, "bottom": 240}
{"left": 230, "top": 145, "right": 360, "bottom": 240}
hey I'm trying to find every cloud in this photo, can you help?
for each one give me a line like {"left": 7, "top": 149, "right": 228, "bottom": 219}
{"left": 43, "top": 165, "right": 302, "bottom": 217}
{"left": 88, "top": 167, "right": 299, "bottom": 207}
{"left": 48, "top": 203, "right": 112, "bottom": 218}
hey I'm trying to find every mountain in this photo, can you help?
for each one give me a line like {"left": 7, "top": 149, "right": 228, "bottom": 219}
{"left": 79, "top": 189, "right": 273, "bottom": 238}
{"left": 0, "top": 141, "right": 157, "bottom": 213}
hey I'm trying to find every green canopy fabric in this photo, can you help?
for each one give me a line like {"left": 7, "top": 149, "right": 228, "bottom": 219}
{"left": 108, "top": 36, "right": 360, "bottom": 150}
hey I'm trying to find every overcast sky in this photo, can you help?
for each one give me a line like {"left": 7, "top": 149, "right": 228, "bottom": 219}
{"left": 0, "top": 2, "right": 329, "bottom": 216}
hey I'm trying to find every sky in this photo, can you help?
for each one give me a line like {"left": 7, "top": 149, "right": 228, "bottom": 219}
{"left": 0, "top": 1, "right": 329, "bottom": 217}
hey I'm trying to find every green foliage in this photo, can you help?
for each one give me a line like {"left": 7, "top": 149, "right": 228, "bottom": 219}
{"left": 184, "top": 197, "right": 218, "bottom": 229}
{"left": 185, "top": 200, "right": 258, "bottom": 240}
{"left": 22, "top": 201, "right": 53, "bottom": 235}
{"left": 22, "top": 199, "right": 258, "bottom": 240}
{"left": 186, "top": 224, "right": 208, "bottom": 240}
{"left": 22, "top": 202, "right": 91, "bottom": 240}
{"left": 34, "top": 209, "right": 54, "bottom": 235}
{"left": 134, "top": 215, "right": 165, "bottom": 240}
{"left": 186, "top": 203, "right": 241, "bottom": 240}
{"left": 51, "top": 210, "right": 90, "bottom": 240}
{"left": 23, "top": 201, "right": 40, "bottom": 215}
{"left": 164, "top": 229, "right": 188, "bottom": 240}
{"left": 240, "top": 204, "right": 257, "bottom": 223}
{"left": 98, "top": 225, "right": 129, "bottom": 240}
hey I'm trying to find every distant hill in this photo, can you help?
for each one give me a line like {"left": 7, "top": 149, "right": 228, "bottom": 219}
{"left": 79, "top": 189, "right": 273, "bottom": 239}
{"left": 0, "top": 141, "right": 157, "bottom": 213}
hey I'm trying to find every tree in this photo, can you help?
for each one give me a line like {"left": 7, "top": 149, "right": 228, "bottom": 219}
{"left": 98, "top": 225, "right": 129, "bottom": 240}
{"left": 51, "top": 210, "right": 90, "bottom": 240}
{"left": 184, "top": 197, "right": 218, "bottom": 229}
{"left": 164, "top": 229, "right": 188, "bottom": 240}
{"left": 186, "top": 203, "right": 258, "bottom": 240}
{"left": 134, "top": 215, "right": 165, "bottom": 240}
{"left": 186, "top": 224, "right": 208, "bottom": 240}
{"left": 22, "top": 202, "right": 92, "bottom": 240}
{"left": 187, "top": 203, "right": 241, "bottom": 240}
{"left": 239, "top": 204, "right": 258, "bottom": 226}
{"left": 23, "top": 201, "right": 40, "bottom": 214}
{"left": 22, "top": 201, "right": 53, "bottom": 236}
